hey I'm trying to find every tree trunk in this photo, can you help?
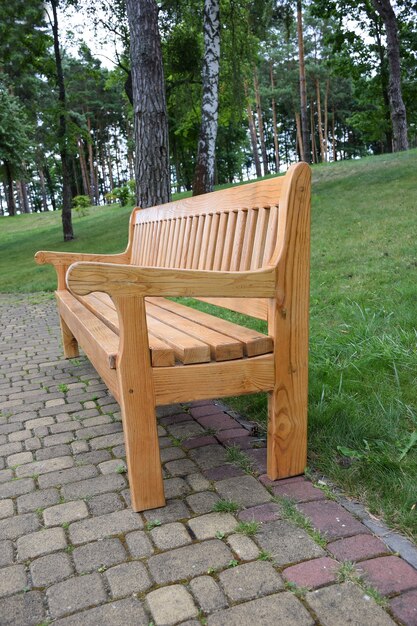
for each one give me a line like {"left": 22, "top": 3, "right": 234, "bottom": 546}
{"left": 253, "top": 68, "right": 269, "bottom": 176}
{"left": 87, "top": 116, "right": 97, "bottom": 204}
{"left": 324, "top": 79, "right": 329, "bottom": 162}
{"left": 78, "top": 137, "right": 90, "bottom": 196}
{"left": 45, "top": 166, "right": 57, "bottom": 211}
{"left": 316, "top": 79, "right": 326, "bottom": 162}
{"left": 244, "top": 80, "right": 262, "bottom": 178}
{"left": 310, "top": 101, "right": 317, "bottom": 164}
{"left": 38, "top": 167, "right": 49, "bottom": 212}
{"left": 332, "top": 106, "right": 337, "bottom": 161}
{"left": 126, "top": 0, "right": 171, "bottom": 207}
{"left": 20, "top": 181, "right": 30, "bottom": 213}
{"left": 372, "top": 13, "right": 393, "bottom": 151}
{"left": 4, "top": 161, "right": 16, "bottom": 216}
{"left": 192, "top": 0, "right": 220, "bottom": 196}
{"left": 50, "top": 0, "right": 74, "bottom": 240}
{"left": 297, "top": 0, "right": 310, "bottom": 163}
{"left": 371, "top": 0, "right": 408, "bottom": 151}
{"left": 295, "top": 112, "right": 304, "bottom": 162}
{"left": 270, "top": 62, "right": 280, "bottom": 173}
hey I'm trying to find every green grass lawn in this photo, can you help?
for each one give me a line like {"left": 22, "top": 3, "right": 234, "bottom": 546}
{"left": 1, "top": 149, "right": 416, "bottom": 540}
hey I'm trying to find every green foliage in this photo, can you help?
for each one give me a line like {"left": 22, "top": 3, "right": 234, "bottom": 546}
{"left": 72, "top": 195, "right": 91, "bottom": 217}
{"left": 234, "top": 521, "right": 260, "bottom": 536}
{"left": 212, "top": 499, "right": 240, "bottom": 513}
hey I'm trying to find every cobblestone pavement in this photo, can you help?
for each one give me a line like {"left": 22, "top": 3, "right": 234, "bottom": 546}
{"left": 1, "top": 292, "right": 417, "bottom": 626}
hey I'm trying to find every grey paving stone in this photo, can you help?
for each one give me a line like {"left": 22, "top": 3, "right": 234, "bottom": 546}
{"left": 143, "top": 499, "right": 190, "bottom": 525}
{"left": 16, "top": 487, "right": 60, "bottom": 513}
{"left": 0, "top": 512, "right": 39, "bottom": 540}
{"left": 69, "top": 509, "right": 143, "bottom": 544}
{"left": 74, "top": 450, "right": 112, "bottom": 466}
{"left": 38, "top": 464, "right": 98, "bottom": 488}
{"left": 186, "top": 491, "right": 220, "bottom": 515}
{"left": 164, "top": 477, "right": 191, "bottom": 499}
{"left": 30, "top": 552, "right": 74, "bottom": 587}
{"left": 0, "top": 540, "right": 13, "bottom": 567}
{"left": 305, "top": 582, "right": 395, "bottom": 625}
{"left": 215, "top": 475, "right": 271, "bottom": 508}
{"left": 189, "top": 445, "right": 229, "bottom": 470}
{"left": 186, "top": 472, "right": 211, "bottom": 492}
{"left": 125, "top": 530, "right": 154, "bottom": 558}
{"left": 228, "top": 531, "right": 260, "bottom": 560}
{"left": 51, "top": 598, "right": 148, "bottom": 626}
{"left": 17, "top": 526, "right": 67, "bottom": 560}
{"left": 207, "top": 592, "right": 314, "bottom": 626}
{"left": 0, "top": 591, "right": 45, "bottom": 626}
{"left": 89, "top": 432, "right": 125, "bottom": 449}
{"left": 0, "top": 469, "right": 13, "bottom": 483}
{"left": 160, "top": 446, "right": 186, "bottom": 463}
{"left": 218, "top": 561, "right": 284, "bottom": 601}
{"left": 256, "top": 520, "right": 325, "bottom": 566}
{"left": 105, "top": 561, "right": 152, "bottom": 597}
{"left": 6, "top": 451, "right": 33, "bottom": 467}
{"left": 0, "top": 499, "right": 13, "bottom": 519}
{"left": 146, "top": 585, "right": 199, "bottom": 625}
{"left": 167, "top": 421, "right": 206, "bottom": 439}
{"left": 47, "top": 573, "right": 107, "bottom": 618}
{"left": 35, "top": 444, "right": 71, "bottom": 461}
{"left": 165, "top": 459, "right": 199, "bottom": 477}
{"left": 43, "top": 500, "right": 89, "bottom": 526}
{"left": 24, "top": 436, "right": 41, "bottom": 451}
{"left": 61, "top": 473, "right": 126, "bottom": 500}
{"left": 98, "top": 459, "right": 126, "bottom": 474}
{"left": 151, "top": 522, "right": 192, "bottom": 550}
{"left": 73, "top": 537, "right": 127, "bottom": 573}
{"left": 0, "top": 441, "right": 22, "bottom": 457}
{"left": 87, "top": 492, "right": 125, "bottom": 516}
{"left": 188, "top": 512, "right": 237, "bottom": 540}
{"left": 148, "top": 539, "right": 233, "bottom": 584}
{"left": 0, "top": 564, "right": 27, "bottom": 597}
{"left": 0, "top": 477, "right": 34, "bottom": 499}
{"left": 189, "top": 576, "right": 227, "bottom": 612}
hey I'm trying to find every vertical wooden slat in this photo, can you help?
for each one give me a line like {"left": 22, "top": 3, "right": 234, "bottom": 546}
{"left": 161, "top": 220, "right": 174, "bottom": 266}
{"left": 143, "top": 222, "right": 155, "bottom": 265}
{"left": 151, "top": 221, "right": 162, "bottom": 266}
{"left": 239, "top": 208, "right": 258, "bottom": 270}
{"left": 165, "top": 219, "right": 177, "bottom": 267}
{"left": 213, "top": 212, "right": 228, "bottom": 270}
{"left": 174, "top": 217, "right": 187, "bottom": 268}
{"left": 168, "top": 219, "right": 180, "bottom": 267}
{"left": 130, "top": 226, "right": 141, "bottom": 265}
{"left": 180, "top": 217, "right": 192, "bottom": 268}
{"left": 230, "top": 210, "right": 247, "bottom": 271}
{"left": 198, "top": 214, "right": 212, "bottom": 269}
{"left": 191, "top": 215, "right": 205, "bottom": 269}
{"left": 263, "top": 206, "right": 279, "bottom": 265}
{"left": 138, "top": 223, "right": 150, "bottom": 265}
{"left": 205, "top": 213, "right": 220, "bottom": 270}
{"left": 156, "top": 221, "right": 167, "bottom": 266}
{"left": 185, "top": 216, "right": 198, "bottom": 269}
{"left": 220, "top": 211, "right": 237, "bottom": 270}
{"left": 251, "top": 207, "right": 269, "bottom": 269}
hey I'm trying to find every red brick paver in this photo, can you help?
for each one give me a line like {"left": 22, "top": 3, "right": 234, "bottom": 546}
{"left": 390, "top": 589, "right": 417, "bottom": 625}
{"left": 283, "top": 557, "right": 339, "bottom": 589}
{"left": 298, "top": 499, "right": 370, "bottom": 539}
{"left": 328, "top": 534, "right": 389, "bottom": 562}
{"left": 358, "top": 555, "right": 417, "bottom": 596}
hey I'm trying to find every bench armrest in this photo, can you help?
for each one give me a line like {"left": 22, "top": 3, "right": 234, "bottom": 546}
{"left": 66, "top": 262, "right": 277, "bottom": 298}
{"left": 35, "top": 251, "right": 130, "bottom": 267}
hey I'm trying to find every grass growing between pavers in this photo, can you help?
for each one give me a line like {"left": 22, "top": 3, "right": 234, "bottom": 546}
{"left": 1, "top": 149, "right": 416, "bottom": 542}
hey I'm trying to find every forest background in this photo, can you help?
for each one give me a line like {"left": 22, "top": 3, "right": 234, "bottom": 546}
{"left": 0, "top": 0, "right": 416, "bottom": 236}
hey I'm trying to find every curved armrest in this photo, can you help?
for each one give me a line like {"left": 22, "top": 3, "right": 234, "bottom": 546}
{"left": 67, "top": 262, "right": 277, "bottom": 298}
{"left": 35, "top": 250, "right": 130, "bottom": 267}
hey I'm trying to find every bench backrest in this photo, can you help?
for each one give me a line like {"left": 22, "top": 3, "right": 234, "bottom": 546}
{"left": 127, "top": 166, "right": 308, "bottom": 321}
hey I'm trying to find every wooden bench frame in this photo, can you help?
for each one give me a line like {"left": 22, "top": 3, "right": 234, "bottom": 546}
{"left": 35, "top": 162, "right": 311, "bottom": 512}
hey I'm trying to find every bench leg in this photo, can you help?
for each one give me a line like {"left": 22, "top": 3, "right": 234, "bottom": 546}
{"left": 114, "top": 296, "right": 165, "bottom": 512}
{"left": 59, "top": 316, "right": 79, "bottom": 359}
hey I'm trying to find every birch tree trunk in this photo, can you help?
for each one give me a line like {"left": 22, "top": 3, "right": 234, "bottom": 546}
{"left": 270, "top": 62, "right": 280, "bottom": 173}
{"left": 126, "top": 0, "right": 171, "bottom": 207}
{"left": 244, "top": 80, "right": 262, "bottom": 178}
{"left": 316, "top": 79, "right": 326, "bottom": 162}
{"left": 192, "top": 0, "right": 220, "bottom": 196}
{"left": 253, "top": 68, "right": 269, "bottom": 176}
{"left": 297, "top": 0, "right": 310, "bottom": 163}
{"left": 371, "top": 0, "right": 408, "bottom": 151}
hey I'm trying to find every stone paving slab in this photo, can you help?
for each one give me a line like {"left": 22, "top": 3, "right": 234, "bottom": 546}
{"left": 0, "top": 293, "right": 417, "bottom": 625}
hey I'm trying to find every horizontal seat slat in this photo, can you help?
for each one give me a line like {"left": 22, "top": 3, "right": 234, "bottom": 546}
{"left": 148, "top": 297, "right": 273, "bottom": 357}
{"left": 146, "top": 301, "right": 243, "bottom": 362}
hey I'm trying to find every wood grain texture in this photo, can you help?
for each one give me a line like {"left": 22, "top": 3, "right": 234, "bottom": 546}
{"left": 266, "top": 162, "right": 311, "bottom": 479}
{"left": 153, "top": 355, "right": 275, "bottom": 404}
{"left": 113, "top": 295, "right": 165, "bottom": 511}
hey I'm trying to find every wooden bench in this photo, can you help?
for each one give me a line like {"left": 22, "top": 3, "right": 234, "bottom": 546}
{"left": 35, "top": 162, "right": 311, "bottom": 512}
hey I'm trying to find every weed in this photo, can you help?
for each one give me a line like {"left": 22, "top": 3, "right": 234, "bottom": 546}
{"left": 57, "top": 383, "right": 69, "bottom": 393}
{"left": 257, "top": 550, "right": 273, "bottom": 561}
{"left": 225, "top": 445, "right": 256, "bottom": 475}
{"left": 145, "top": 520, "right": 162, "bottom": 530}
{"left": 234, "top": 521, "right": 260, "bottom": 536}
{"left": 215, "top": 531, "right": 225, "bottom": 540}
{"left": 212, "top": 499, "right": 239, "bottom": 513}
{"left": 275, "top": 496, "right": 327, "bottom": 548}
{"left": 115, "top": 464, "right": 127, "bottom": 474}
{"left": 284, "top": 581, "right": 309, "bottom": 598}
{"left": 228, "top": 559, "right": 239, "bottom": 568}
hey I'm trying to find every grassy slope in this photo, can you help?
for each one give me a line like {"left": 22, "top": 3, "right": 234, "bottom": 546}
{"left": 1, "top": 150, "right": 416, "bottom": 539}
